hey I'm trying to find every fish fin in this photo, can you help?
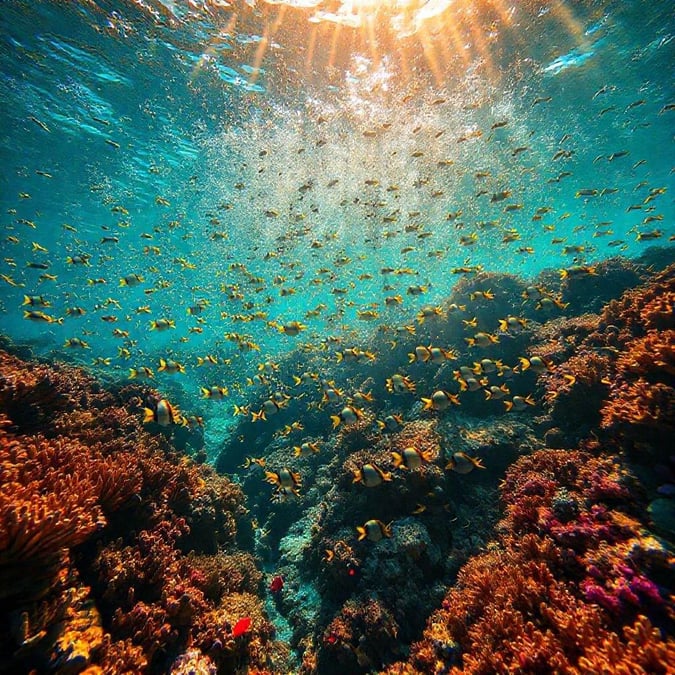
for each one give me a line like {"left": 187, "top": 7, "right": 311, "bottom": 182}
{"left": 472, "top": 457, "right": 487, "bottom": 470}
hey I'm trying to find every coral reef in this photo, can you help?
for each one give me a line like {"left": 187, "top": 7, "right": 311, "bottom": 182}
{"left": 386, "top": 450, "right": 674, "bottom": 674}
{"left": 2, "top": 261, "right": 672, "bottom": 674}
{"left": 208, "top": 263, "right": 673, "bottom": 674}
{"left": 0, "top": 349, "right": 280, "bottom": 674}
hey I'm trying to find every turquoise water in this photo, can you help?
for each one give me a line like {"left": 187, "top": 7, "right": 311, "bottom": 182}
{"left": 1, "top": 0, "right": 673, "bottom": 440}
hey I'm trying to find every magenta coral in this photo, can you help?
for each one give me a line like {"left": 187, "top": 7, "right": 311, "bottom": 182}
{"left": 385, "top": 447, "right": 673, "bottom": 674}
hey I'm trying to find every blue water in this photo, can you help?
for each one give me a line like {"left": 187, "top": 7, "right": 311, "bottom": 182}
{"left": 1, "top": 0, "right": 673, "bottom": 446}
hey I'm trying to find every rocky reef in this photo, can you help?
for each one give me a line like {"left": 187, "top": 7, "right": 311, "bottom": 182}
{"left": 0, "top": 349, "right": 286, "bottom": 673}
{"left": 215, "top": 257, "right": 673, "bottom": 673}
{"left": 1, "top": 255, "right": 673, "bottom": 674}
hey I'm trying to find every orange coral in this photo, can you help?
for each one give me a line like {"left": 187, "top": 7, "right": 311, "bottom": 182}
{"left": 602, "top": 379, "right": 675, "bottom": 430}
{"left": 614, "top": 330, "right": 675, "bottom": 378}
{"left": 602, "top": 265, "right": 675, "bottom": 342}
{"left": 390, "top": 419, "right": 441, "bottom": 460}
{"left": 0, "top": 433, "right": 104, "bottom": 597}
{"left": 0, "top": 348, "right": 272, "bottom": 674}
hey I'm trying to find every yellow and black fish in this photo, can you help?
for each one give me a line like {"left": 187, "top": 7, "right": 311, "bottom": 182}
{"left": 352, "top": 463, "right": 392, "bottom": 487}
{"left": 392, "top": 446, "right": 433, "bottom": 469}
{"left": 331, "top": 405, "right": 365, "bottom": 429}
{"left": 201, "top": 386, "right": 229, "bottom": 399}
{"left": 446, "top": 452, "right": 486, "bottom": 474}
{"left": 356, "top": 519, "right": 391, "bottom": 542}
{"left": 143, "top": 399, "right": 181, "bottom": 427}
{"left": 421, "top": 390, "right": 460, "bottom": 411}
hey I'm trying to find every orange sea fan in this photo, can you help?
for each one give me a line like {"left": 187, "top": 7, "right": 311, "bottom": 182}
{"left": 601, "top": 379, "right": 675, "bottom": 431}
{"left": 615, "top": 330, "right": 675, "bottom": 378}
{"left": 0, "top": 434, "right": 106, "bottom": 565}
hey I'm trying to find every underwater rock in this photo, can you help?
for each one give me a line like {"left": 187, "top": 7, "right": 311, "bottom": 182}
{"left": 648, "top": 499, "right": 675, "bottom": 539}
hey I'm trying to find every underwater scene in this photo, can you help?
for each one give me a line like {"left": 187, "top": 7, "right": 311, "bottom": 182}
{"left": 1, "top": 0, "right": 674, "bottom": 672}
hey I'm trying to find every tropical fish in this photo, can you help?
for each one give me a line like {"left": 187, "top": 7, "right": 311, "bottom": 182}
{"left": 269, "top": 575, "right": 284, "bottom": 594}
{"left": 421, "top": 390, "right": 460, "bottom": 411}
{"left": 265, "top": 467, "right": 301, "bottom": 490}
{"left": 277, "top": 321, "right": 306, "bottom": 336}
{"left": 504, "top": 394, "right": 536, "bottom": 412}
{"left": 446, "top": 452, "right": 486, "bottom": 474}
{"left": 417, "top": 305, "right": 444, "bottom": 323}
{"left": 485, "top": 384, "right": 510, "bottom": 400}
{"left": 392, "top": 446, "right": 433, "bottom": 470}
{"left": 560, "top": 265, "right": 597, "bottom": 279}
{"left": 64, "top": 338, "right": 89, "bottom": 348}
{"left": 232, "top": 617, "right": 252, "bottom": 638}
{"left": 143, "top": 399, "right": 181, "bottom": 426}
{"left": 242, "top": 457, "right": 266, "bottom": 469}
{"left": 518, "top": 356, "right": 553, "bottom": 374}
{"left": 356, "top": 519, "right": 391, "bottom": 542}
{"left": 293, "top": 442, "right": 320, "bottom": 457}
{"left": 253, "top": 396, "right": 289, "bottom": 422}
{"left": 331, "top": 405, "right": 365, "bottom": 428}
{"left": 321, "top": 385, "right": 344, "bottom": 404}
{"left": 158, "top": 358, "right": 186, "bottom": 374}
{"left": 247, "top": 374, "right": 269, "bottom": 387}
{"left": 465, "top": 332, "right": 499, "bottom": 347}
{"left": 336, "top": 348, "right": 375, "bottom": 364}
{"left": 377, "top": 414, "right": 404, "bottom": 432}
{"left": 129, "top": 366, "right": 153, "bottom": 379}
{"left": 352, "top": 463, "right": 392, "bottom": 487}
{"left": 66, "top": 255, "right": 90, "bottom": 266}
{"left": 119, "top": 273, "right": 144, "bottom": 287}
{"left": 23, "top": 310, "right": 62, "bottom": 324}
{"left": 386, "top": 373, "right": 416, "bottom": 395}
{"left": 22, "top": 295, "right": 50, "bottom": 307}
{"left": 469, "top": 289, "right": 494, "bottom": 301}
{"left": 408, "top": 345, "right": 456, "bottom": 364}
{"left": 472, "top": 359, "right": 502, "bottom": 375}
{"left": 498, "top": 317, "right": 527, "bottom": 332}
{"left": 197, "top": 355, "right": 219, "bottom": 366}
{"left": 150, "top": 318, "right": 175, "bottom": 331}
{"left": 201, "top": 386, "right": 229, "bottom": 399}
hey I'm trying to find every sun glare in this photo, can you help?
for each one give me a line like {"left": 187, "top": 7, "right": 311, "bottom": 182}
{"left": 185, "top": 0, "right": 585, "bottom": 93}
